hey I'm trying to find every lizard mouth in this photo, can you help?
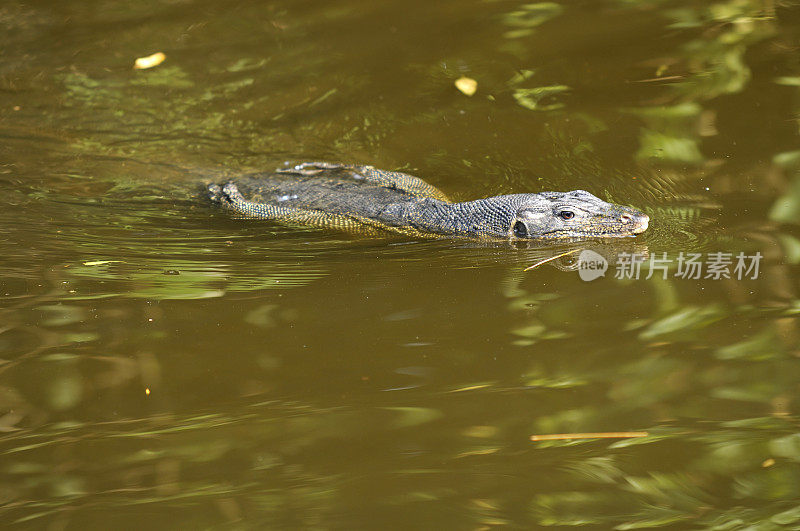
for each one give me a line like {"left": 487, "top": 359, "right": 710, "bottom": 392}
{"left": 538, "top": 212, "right": 650, "bottom": 239}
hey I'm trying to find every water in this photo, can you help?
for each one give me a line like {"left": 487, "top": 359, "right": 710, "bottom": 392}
{"left": 2, "top": 0, "right": 800, "bottom": 528}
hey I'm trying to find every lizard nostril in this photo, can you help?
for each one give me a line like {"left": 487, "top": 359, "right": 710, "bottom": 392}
{"left": 620, "top": 213, "right": 633, "bottom": 223}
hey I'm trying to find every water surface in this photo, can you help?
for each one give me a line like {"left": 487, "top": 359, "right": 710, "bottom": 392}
{"left": 2, "top": 0, "right": 800, "bottom": 528}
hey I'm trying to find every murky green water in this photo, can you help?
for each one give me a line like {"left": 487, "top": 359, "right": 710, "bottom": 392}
{"left": 2, "top": 0, "right": 800, "bottom": 528}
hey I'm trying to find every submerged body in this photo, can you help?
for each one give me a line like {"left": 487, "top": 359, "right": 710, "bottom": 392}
{"left": 208, "top": 162, "right": 649, "bottom": 240}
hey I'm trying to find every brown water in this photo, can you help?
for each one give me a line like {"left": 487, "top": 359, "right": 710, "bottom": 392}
{"left": 2, "top": 0, "right": 800, "bottom": 528}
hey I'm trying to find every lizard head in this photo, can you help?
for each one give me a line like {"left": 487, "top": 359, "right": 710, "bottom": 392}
{"left": 509, "top": 190, "right": 649, "bottom": 239}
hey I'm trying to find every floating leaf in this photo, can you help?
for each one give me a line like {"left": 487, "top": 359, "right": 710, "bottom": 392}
{"left": 134, "top": 51, "right": 166, "bottom": 70}
{"left": 454, "top": 76, "right": 477, "bottom": 96}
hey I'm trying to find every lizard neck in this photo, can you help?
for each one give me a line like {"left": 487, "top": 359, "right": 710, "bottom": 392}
{"left": 402, "top": 196, "right": 526, "bottom": 238}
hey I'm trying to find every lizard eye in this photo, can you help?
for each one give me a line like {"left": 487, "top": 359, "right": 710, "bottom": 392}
{"left": 559, "top": 210, "right": 575, "bottom": 220}
{"left": 513, "top": 221, "right": 528, "bottom": 238}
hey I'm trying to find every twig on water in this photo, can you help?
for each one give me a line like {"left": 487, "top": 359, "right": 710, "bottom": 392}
{"left": 523, "top": 249, "right": 581, "bottom": 271}
{"left": 530, "top": 431, "right": 649, "bottom": 441}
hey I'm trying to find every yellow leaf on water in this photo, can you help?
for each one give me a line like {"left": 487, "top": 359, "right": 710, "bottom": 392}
{"left": 455, "top": 76, "right": 477, "bottom": 96}
{"left": 134, "top": 52, "right": 166, "bottom": 70}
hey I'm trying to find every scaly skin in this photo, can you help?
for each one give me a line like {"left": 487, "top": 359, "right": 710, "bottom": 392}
{"left": 208, "top": 163, "right": 649, "bottom": 240}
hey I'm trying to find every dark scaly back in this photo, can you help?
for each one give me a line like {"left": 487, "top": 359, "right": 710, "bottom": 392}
{"left": 229, "top": 171, "right": 417, "bottom": 220}
{"left": 275, "top": 162, "right": 451, "bottom": 202}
